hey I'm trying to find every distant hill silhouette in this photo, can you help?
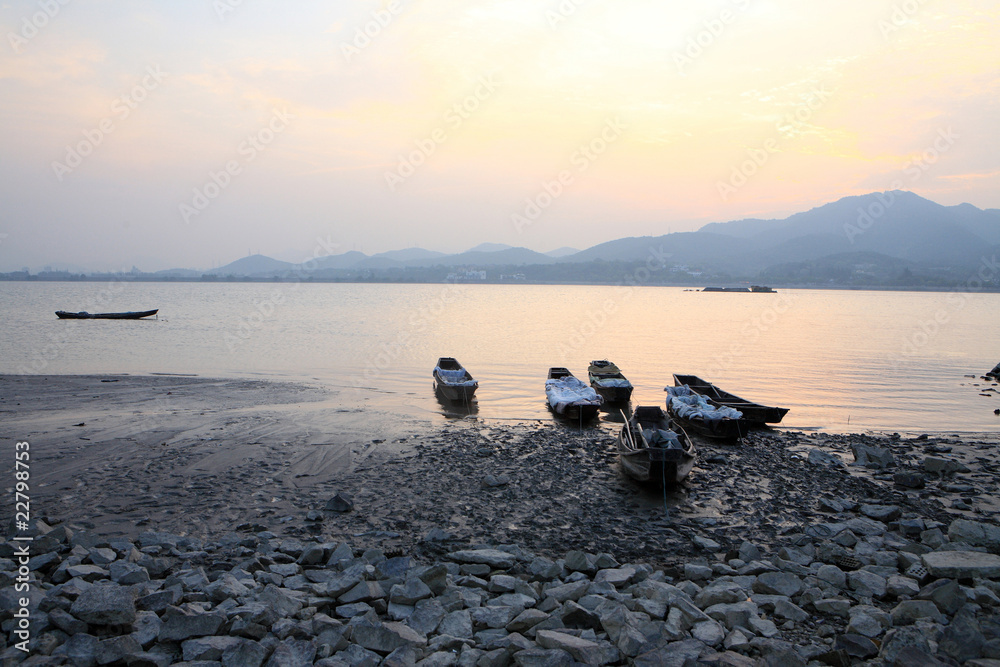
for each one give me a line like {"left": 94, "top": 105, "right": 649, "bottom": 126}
{"left": 18, "top": 192, "right": 997, "bottom": 287}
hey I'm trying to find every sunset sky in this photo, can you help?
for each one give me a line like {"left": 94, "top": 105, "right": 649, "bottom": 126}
{"left": 1, "top": 0, "right": 997, "bottom": 271}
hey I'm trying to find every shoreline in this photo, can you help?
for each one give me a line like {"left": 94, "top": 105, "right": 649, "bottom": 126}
{"left": 2, "top": 374, "right": 998, "bottom": 557}
{"left": 3, "top": 374, "right": 1000, "bottom": 665}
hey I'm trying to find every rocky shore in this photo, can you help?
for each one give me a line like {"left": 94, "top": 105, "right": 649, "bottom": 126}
{"left": 3, "top": 375, "right": 1000, "bottom": 664}
{"left": 2, "top": 510, "right": 999, "bottom": 666}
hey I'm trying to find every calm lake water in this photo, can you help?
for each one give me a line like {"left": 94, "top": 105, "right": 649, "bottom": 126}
{"left": 1, "top": 281, "right": 998, "bottom": 433}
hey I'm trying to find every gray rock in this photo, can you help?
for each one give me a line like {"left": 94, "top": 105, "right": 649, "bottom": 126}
{"left": 860, "top": 505, "right": 902, "bottom": 523}
{"left": 390, "top": 579, "right": 433, "bottom": 606}
{"left": 438, "top": 610, "right": 473, "bottom": 639}
{"left": 340, "top": 581, "right": 386, "bottom": 604}
{"left": 704, "top": 600, "right": 759, "bottom": 629}
{"left": 880, "top": 626, "right": 932, "bottom": 665}
{"left": 353, "top": 621, "right": 427, "bottom": 655}
{"left": 182, "top": 636, "right": 245, "bottom": 661}
{"left": 534, "top": 629, "right": 612, "bottom": 665}
{"left": 223, "top": 639, "right": 268, "bottom": 667}
{"left": 918, "top": 579, "right": 966, "bottom": 615}
{"left": 938, "top": 612, "right": 985, "bottom": 663}
{"left": 448, "top": 549, "right": 517, "bottom": 569}
{"left": 846, "top": 612, "right": 882, "bottom": 638}
{"left": 683, "top": 563, "right": 713, "bottom": 581}
{"left": 408, "top": 598, "right": 446, "bottom": 635}
{"left": 848, "top": 570, "right": 887, "bottom": 598}
{"left": 773, "top": 599, "right": 809, "bottom": 623}
{"left": 130, "top": 610, "right": 162, "bottom": 648}
{"left": 834, "top": 633, "right": 879, "bottom": 658}
{"left": 922, "top": 551, "right": 1000, "bottom": 579}
{"left": 886, "top": 574, "right": 921, "bottom": 598}
{"left": 816, "top": 564, "right": 846, "bottom": 588}
{"left": 267, "top": 638, "right": 317, "bottom": 667}
{"left": 325, "top": 493, "right": 354, "bottom": 513}
{"left": 948, "top": 519, "right": 1000, "bottom": 553}
{"left": 924, "top": 457, "right": 969, "bottom": 474}
{"left": 70, "top": 583, "right": 137, "bottom": 625}
{"left": 158, "top": 609, "right": 226, "bottom": 642}
{"left": 813, "top": 598, "right": 851, "bottom": 618}
{"left": 634, "top": 638, "right": 704, "bottom": 667}
{"left": 753, "top": 572, "right": 804, "bottom": 597}
{"left": 95, "top": 635, "right": 142, "bottom": 665}
{"left": 511, "top": 648, "right": 574, "bottom": 667}
{"left": 691, "top": 619, "right": 725, "bottom": 646}
{"left": 563, "top": 551, "right": 596, "bottom": 574}
{"left": 851, "top": 443, "right": 894, "bottom": 468}
{"left": 889, "top": 600, "right": 945, "bottom": 625}
{"left": 807, "top": 449, "right": 844, "bottom": 467}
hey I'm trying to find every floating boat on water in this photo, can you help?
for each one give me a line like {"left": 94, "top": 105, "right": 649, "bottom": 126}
{"left": 618, "top": 405, "right": 696, "bottom": 485}
{"left": 588, "top": 360, "right": 634, "bottom": 403}
{"left": 55, "top": 309, "right": 159, "bottom": 320}
{"left": 665, "top": 385, "right": 749, "bottom": 440}
{"left": 672, "top": 374, "right": 789, "bottom": 425}
{"left": 433, "top": 357, "right": 478, "bottom": 402}
{"left": 545, "top": 367, "right": 602, "bottom": 421}
{"left": 702, "top": 286, "right": 776, "bottom": 293}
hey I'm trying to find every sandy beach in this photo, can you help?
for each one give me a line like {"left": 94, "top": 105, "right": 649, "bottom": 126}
{"left": 3, "top": 374, "right": 998, "bottom": 563}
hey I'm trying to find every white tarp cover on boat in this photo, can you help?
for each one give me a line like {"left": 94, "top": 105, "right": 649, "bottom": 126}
{"left": 642, "top": 428, "right": 683, "bottom": 449}
{"left": 594, "top": 377, "right": 632, "bottom": 388}
{"left": 545, "top": 376, "right": 602, "bottom": 413}
{"left": 666, "top": 385, "right": 743, "bottom": 421}
{"left": 435, "top": 367, "right": 477, "bottom": 387}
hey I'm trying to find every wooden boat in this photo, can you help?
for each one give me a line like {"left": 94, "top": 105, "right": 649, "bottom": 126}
{"left": 433, "top": 357, "right": 478, "bottom": 402}
{"left": 665, "top": 385, "right": 750, "bottom": 440}
{"left": 618, "top": 406, "right": 696, "bottom": 484}
{"left": 545, "top": 367, "right": 602, "bottom": 421}
{"left": 55, "top": 309, "right": 158, "bottom": 320}
{"left": 672, "top": 374, "right": 788, "bottom": 425}
{"left": 588, "top": 360, "right": 634, "bottom": 403}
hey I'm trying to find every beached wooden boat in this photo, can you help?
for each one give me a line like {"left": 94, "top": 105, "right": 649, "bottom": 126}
{"left": 55, "top": 309, "right": 158, "bottom": 320}
{"left": 618, "top": 406, "right": 696, "bottom": 484}
{"left": 588, "top": 360, "right": 634, "bottom": 403}
{"left": 433, "top": 357, "right": 478, "bottom": 402}
{"left": 546, "top": 367, "right": 602, "bottom": 421}
{"left": 672, "top": 374, "right": 788, "bottom": 425}
{"left": 665, "top": 385, "right": 750, "bottom": 440}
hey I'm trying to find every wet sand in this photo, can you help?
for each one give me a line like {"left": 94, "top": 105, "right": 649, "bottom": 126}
{"left": 1, "top": 374, "right": 998, "bottom": 566}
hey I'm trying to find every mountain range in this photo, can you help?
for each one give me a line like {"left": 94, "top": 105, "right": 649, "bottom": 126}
{"left": 11, "top": 192, "right": 1000, "bottom": 287}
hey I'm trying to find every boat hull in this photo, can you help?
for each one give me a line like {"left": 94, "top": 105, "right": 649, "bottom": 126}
{"left": 551, "top": 402, "right": 601, "bottom": 422}
{"left": 434, "top": 379, "right": 478, "bottom": 402}
{"left": 618, "top": 407, "right": 696, "bottom": 484}
{"left": 433, "top": 358, "right": 478, "bottom": 403}
{"left": 56, "top": 309, "right": 158, "bottom": 320}
{"left": 593, "top": 384, "right": 634, "bottom": 404}
{"left": 672, "top": 374, "right": 788, "bottom": 425}
{"left": 665, "top": 404, "right": 750, "bottom": 440}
